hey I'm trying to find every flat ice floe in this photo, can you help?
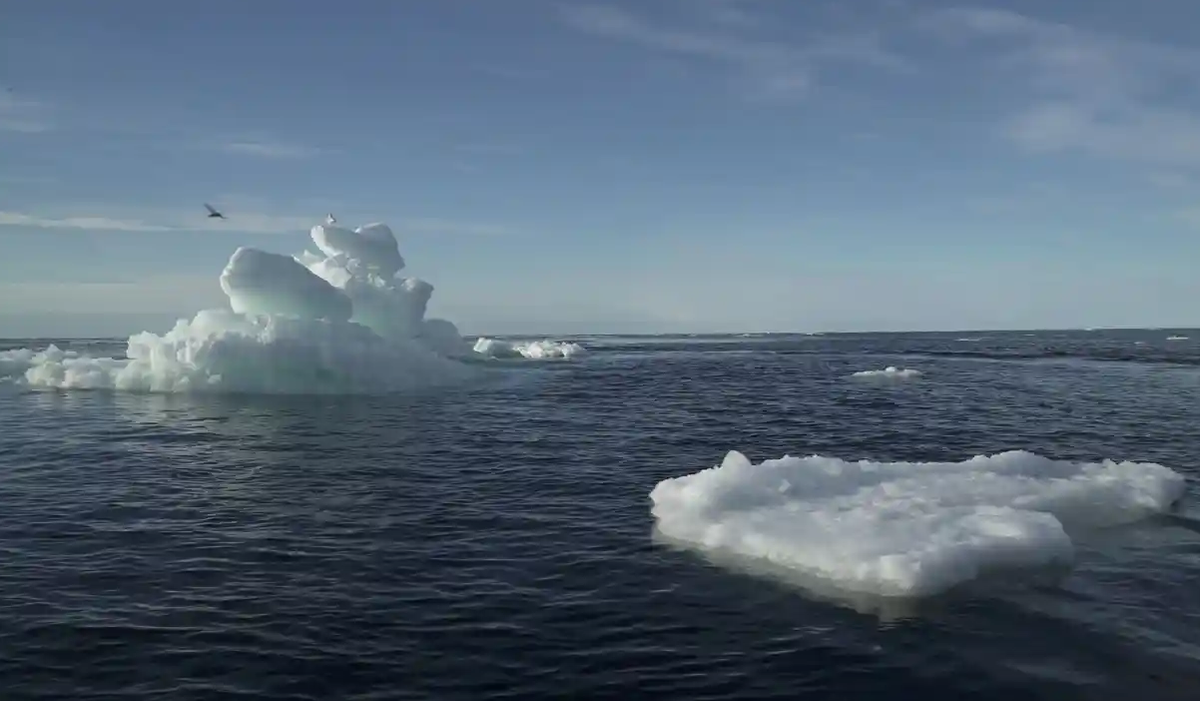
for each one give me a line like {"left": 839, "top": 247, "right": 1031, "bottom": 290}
{"left": 650, "top": 449, "right": 1187, "bottom": 598}
{"left": 851, "top": 366, "right": 922, "bottom": 379}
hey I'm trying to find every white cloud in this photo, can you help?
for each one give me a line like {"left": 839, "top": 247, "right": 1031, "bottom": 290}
{"left": 0, "top": 211, "right": 175, "bottom": 233}
{"left": 0, "top": 275, "right": 225, "bottom": 316}
{"left": 921, "top": 7, "right": 1200, "bottom": 169}
{"left": 0, "top": 93, "right": 53, "bottom": 133}
{"left": 0, "top": 174, "right": 57, "bottom": 185}
{"left": 445, "top": 142, "right": 527, "bottom": 173}
{"left": 0, "top": 208, "right": 313, "bottom": 235}
{"left": 1175, "top": 208, "right": 1200, "bottom": 228}
{"left": 451, "top": 141, "right": 526, "bottom": 156}
{"left": 472, "top": 64, "right": 547, "bottom": 81}
{"left": 0, "top": 205, "right": 509, "bottom": 237}
{"left": 964, "top": 195, "right": 1028, "bottom": 215}
{"left": 218, "top": 140, "right": 322, "bottom": 159}
{"left": 1147, "top": 171, "right": 1200, "bottom": 191}
{"left": 922, "top": 7, "right": 1197, "bottom": 99}
{"left": 0, "top": 94, "right": 317, "bottom": 156}
{"left": 1004, "top": 101, "right": 1200, "bottom": 168}
{"left": 962, "top": 180, "right": 1071, "bottom": 215}
{"left": 398, "top": 218, "right": 507, "bottom": 237}
{"left": 692, "top": 0, "right": 762, "bottom": 29}
{"left": 559, "top": 3, "right": 912, "bottom": 99}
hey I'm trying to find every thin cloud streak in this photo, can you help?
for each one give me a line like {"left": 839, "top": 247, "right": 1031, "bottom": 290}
{"left": 218, "top": 140, "right": 323, "bottom": 159}
{"left": 0, "top": 275, "right": 227, "bottom": 315}
{"left": 0, "top": 211, "right": 175, "bottom": 233}
{"left": 559, "top": 3, "right": 913, "bottom": 98}
{"left": 399, "top": 218, "right": 508, "bottom": 237}
{"left": 0, "top": 208, "right": 511, "bottom": 237}
{"left": 0, "top": 93, "right": 53, "bottom": 133}
{"left": 0, "top": 209, "right": 313, "bottom": 235}
{"left": 921, "top": 6, "right": 1200, "bottom": 169}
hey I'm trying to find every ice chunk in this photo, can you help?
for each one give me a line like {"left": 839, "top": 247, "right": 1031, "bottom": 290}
{"left": 472, "top": 337, "right": 586, "bottom": 359}
{"left": 421, "top": 318, "right": 467, "bottom": 356}
{"left": 310, "top": 222, "right": 404, "bottom": 278}
{"left": 3, "top": 309, "right": 472, "bottom": 393}
{"left": 650, "top": 449, "right": 1187, "bottom": 598}
{"left": 851, "top": 366, "right": 922, "bottom": 378}
{"left": 300, "top": 226, "right": 439, "bottom": 343}
{"left": 219, "top": 246, "right": 352, "bottom": 322}
{"left": 0, "top": 215, "right": 569, "bottom": 394}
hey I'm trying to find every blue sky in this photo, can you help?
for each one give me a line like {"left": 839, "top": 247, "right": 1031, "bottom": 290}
{"left": 3, "top": 0, "right": 1200, "bottom": 336}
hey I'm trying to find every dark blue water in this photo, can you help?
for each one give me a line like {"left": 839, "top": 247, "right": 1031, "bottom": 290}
{"left": 2, "top": 329, "right": 1200, "bottom": 699}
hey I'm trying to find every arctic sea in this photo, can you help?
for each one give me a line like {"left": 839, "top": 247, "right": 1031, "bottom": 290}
{"left": 2, "top": 329, "right": 1199, "bottom": 700}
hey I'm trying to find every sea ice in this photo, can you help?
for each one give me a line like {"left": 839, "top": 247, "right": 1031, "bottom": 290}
{"left": 0, "top": 218, "right": 584, "bottom": 393}
{"left": 851, "top": 366, "right": 922, "bottom": 379}
{"left": 650, "top": 449, "right": 1186, "bottom": 598}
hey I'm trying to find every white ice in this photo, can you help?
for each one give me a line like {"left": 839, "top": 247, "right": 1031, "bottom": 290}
{"left": 310, "top": 221, "right": 405, "bottom": 279}
{"left": 0, "top": 218, "right": 583, "bottom": 393}
{"left": 472, "top": 337, "right": 586, "bottom": 359}
{"left": 297, "top": 222, "right": 450, "bottom": 345}
{"left": 650, "top": 449, "right": 1187, "bottom": 598}
{"left": 220, "top": 246, "right": 352, "bottom": 322}
{"left": 8, "top": 311, "right": 470, "bottom": 393}
{"left": 851, "top": 366, "right": 922, "bottom": 379}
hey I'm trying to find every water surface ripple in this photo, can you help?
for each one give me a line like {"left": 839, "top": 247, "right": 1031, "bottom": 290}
{"left": 2, "top": 329, "right": 1199, "bottom": 699}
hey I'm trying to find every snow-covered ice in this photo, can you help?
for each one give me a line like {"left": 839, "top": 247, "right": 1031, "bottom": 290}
{"left": 650, "top": 449, "right": 1186, "bottom": 598}
{"left": 851, "top": 366, "right": 923, "bottom": 379}
{"left": 0, "top": 219, "right": 585, "bottom": 393}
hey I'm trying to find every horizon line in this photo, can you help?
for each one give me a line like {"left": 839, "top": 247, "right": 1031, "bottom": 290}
{"left": 0, "top": 324, "right": 1196, "bottom": 342}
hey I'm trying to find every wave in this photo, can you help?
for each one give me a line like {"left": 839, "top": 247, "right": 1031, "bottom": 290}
{"left": 890, "top": 347, "right": 1200, "bottom": 368}
{"left": 565, "top": 333, "right": 1200, "bottom": 368}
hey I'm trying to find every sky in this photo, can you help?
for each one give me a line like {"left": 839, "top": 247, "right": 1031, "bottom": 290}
{"left": 2, "top": 0, "right": 1200, "bottom": 336}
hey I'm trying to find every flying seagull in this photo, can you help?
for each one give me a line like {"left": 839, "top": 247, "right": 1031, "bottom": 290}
{"left": 204, "top": 203, "right": 225, "bottom": 219}
{"left": 326, "top": 213, "right": 336, "bottom": 224}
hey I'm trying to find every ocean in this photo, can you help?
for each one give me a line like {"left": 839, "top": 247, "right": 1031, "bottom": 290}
{"left": 2, "top": 328, "right": 1199, "bottom": 700}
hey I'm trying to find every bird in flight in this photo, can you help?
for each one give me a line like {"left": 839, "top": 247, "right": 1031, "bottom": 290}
{"left": 204, "top": 203, "right": 225, "bottom": 219}
{"left": 326, "top": 213, "right": 337, "bottom": 224}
